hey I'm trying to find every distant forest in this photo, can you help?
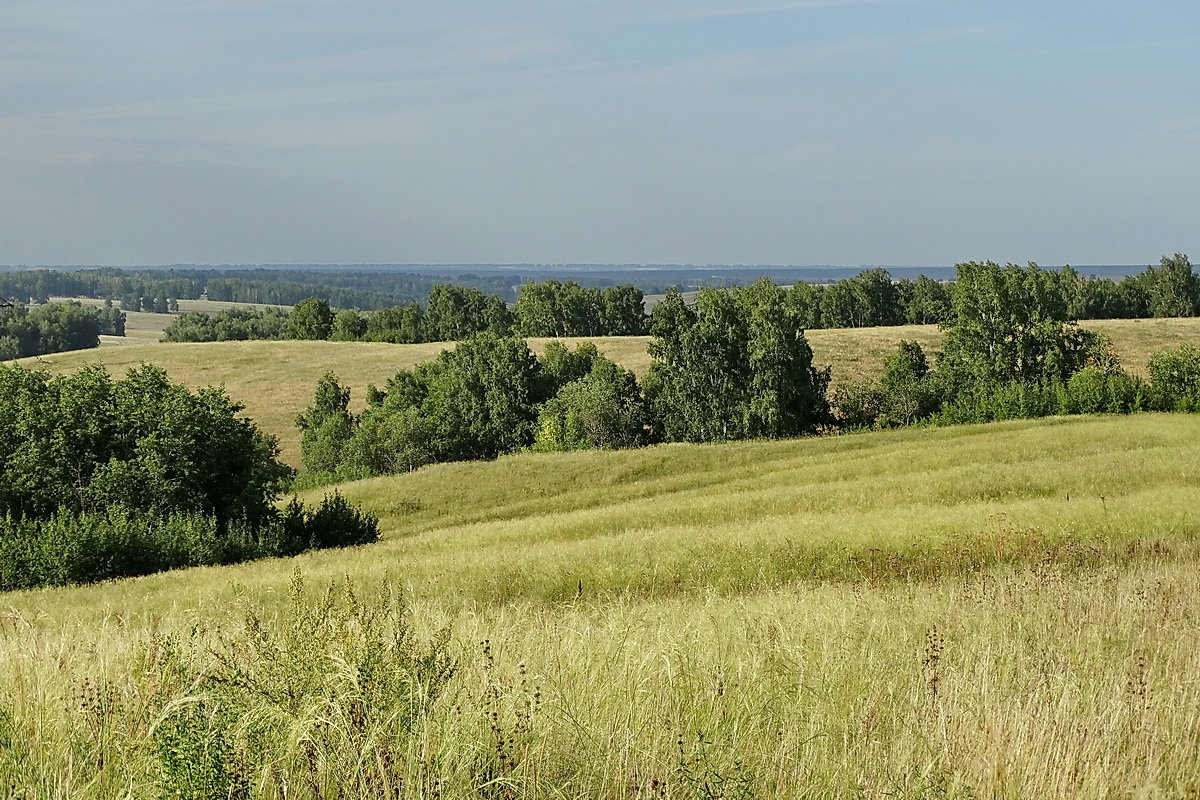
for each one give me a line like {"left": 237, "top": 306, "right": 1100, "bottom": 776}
{"left": 0, "top": 264, "right": 819, "bottom": 310}
{"left": 2, "top": 257, "right": 1197, "bottom": 347}
{"left": 164, "top": 255, "right": 1199, "bottom": 344}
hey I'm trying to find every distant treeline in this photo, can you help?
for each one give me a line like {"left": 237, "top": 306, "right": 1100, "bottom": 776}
{"left": 0, "top": 301, "right": 124, "bottom": 360}
{"left": 159, "top": 255, "right": 1200, "bottom": 345}
{"left": 300, "top": 258, "right": 1200, "bottom": 481}
{"left": 0, "top": 267, "right": 516, "bottom": 310}
{"left": 163, "top": 283, "right": 650, "bottom": 343}
{"left": 6, "top": 257, "right": 1198, "bottom": 325}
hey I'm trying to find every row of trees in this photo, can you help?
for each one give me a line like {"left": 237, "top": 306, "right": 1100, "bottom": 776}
{"left": 162, "top": 307, "right": 290, "bottom": 343}
{"left": 0, "top": 301, "right": 121, "bottom": 359}
{"left": 299, "top": 280, "right": 830, "bottom": 478}
{"left": 786, "top": 254, "right": 1200, "bottom": 329}
{"left": 163, "top": 255, "right": 1200, "bottom": 346}
{"left": 0, "top": 364, "right": 379, "bottom": 590}
{"left": 299, "top": 261, "right": 1200, "bottom": 479}
{"left": 121, "top": 293, "right": 180, "bottom": 314}
{"left": 164, "top": 283, "right": 651, "bottom": 343}
{"left": 0, "top": 266, "right": 513, "bottom": 311}
{"left": 835, "top": 261, "right": 1200, "bottom": 428}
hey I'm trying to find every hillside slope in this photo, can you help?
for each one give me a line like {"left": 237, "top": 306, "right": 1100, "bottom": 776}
{"left": 3, "top": 415, "right": 1199, "bottom": 797}
{"left": 10, "top": 317, "right": 1199, "bottom": 465}
{"left": 13, "top": 413, "right": 1198, "bottom": 616}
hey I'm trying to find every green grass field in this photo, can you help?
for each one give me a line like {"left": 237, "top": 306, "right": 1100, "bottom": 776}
{"left": 11, "top": 316, "right": 1200, "bottom": 465}
{"left": 2, "top": 414, "right": 1199, "bottom": 797}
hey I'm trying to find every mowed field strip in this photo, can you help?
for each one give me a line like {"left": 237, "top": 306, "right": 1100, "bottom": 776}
{"left": 4, "top": 414, "right": 1200, "bottom": 796}
{"left": 11, "top": 316, "right": 1200, "bottom": 465}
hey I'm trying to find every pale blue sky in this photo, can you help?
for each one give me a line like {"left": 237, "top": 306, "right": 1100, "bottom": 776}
{"left": 1, "top": 0, "right": 1196, "bottom": 266}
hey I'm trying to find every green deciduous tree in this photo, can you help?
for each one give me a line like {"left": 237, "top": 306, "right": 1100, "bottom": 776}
{"left": 1148, "top": 343, "right": 1200, "bottom": 411}
{"left": 646, "top": 279, "right": 829, "bottom": 443}
{"left": 901, "top": 276, "right": 952, "bottom": 325}
{"left": 533, "top": 358, "right": 649, "bottom": 451}
{"left": 286, "top": 297, "right": 335, "bottom": 340}
{"left": 330, "top": 309, "right": 368, "bottom": 341}
{"left": 1140, "top": 253, "right": 1198, "bottom": 318}
{"left": 297, "top": 373, "right": 355, "bottom": 473}
{"left": 515, "top": 280, "right": 605, "bottom": 337}
{"left": 0, "top": 364, "right": 290, "bottom": 526}
{"left": 600, "top": 284, "right": 648, "bottom": 335}
{"left": 365, "top": 303, "right": 423, "bottom": 343}
{"left": 424, "top": 284, "right": 513, "bottom": 341}
{"left": 818, "top": 268, "right": 902, "bottom": 328}
{"left": 939, "top": 261, "right": 1101, "bottom": 386}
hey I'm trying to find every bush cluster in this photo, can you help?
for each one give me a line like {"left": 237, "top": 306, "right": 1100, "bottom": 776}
{"left": 0, "top": 364, "right": 379, "bottom": 591}
{"left": 834, "top": 262, "right": 1200, "bottom": 430}
{"left": 301, "top": 261, "right": 1200, "bottom": 481}
{"left": 0, "top": 495, "right": 377, "bottom": 591}
{"left": 0, "top": 301, "right": 109, "bottom": 359}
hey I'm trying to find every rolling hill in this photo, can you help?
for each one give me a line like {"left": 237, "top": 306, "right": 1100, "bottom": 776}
{"left": 10, "top": 316, "right": 1199, "bottom": 465}
{"left": 2, "top": 414, "right": 1198, "bottom": 796}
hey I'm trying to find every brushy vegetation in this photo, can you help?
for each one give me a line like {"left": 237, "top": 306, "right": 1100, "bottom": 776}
{"left": 297, "top": 264, "right": 1200, "bottom": 482}
{"left": 0, "top": 300, "right": 116, "bottom": 359}
{"left": 0, "top": 415, "right": 1198, "bottom": 796}
{"left": 0, "top": 363, "right": 380, "bottom": 590}
{"left": 0, "top": 495, "right": 378, "bottom": 591}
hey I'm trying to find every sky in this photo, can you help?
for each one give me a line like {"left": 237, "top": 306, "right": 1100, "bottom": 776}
{"left": 1, "top": 0, "right": 1197, "bottom": 267}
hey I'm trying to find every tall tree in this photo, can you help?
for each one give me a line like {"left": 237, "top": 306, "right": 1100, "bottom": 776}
{"left": 600, "top": 284, "right": 647, "bottom": 335}
{"left": 297, "top": 373, "right": 356, "bottom": 473}
{"left": 940, "top": 261, "right": 1099, "bottom": 385}
{"left": 646, "top": 279, "right": 829, "bottom": 442}
{"left": 1140, "top": 253, "right": 1198, "bottom": 318}
{"left": 286, "top": 297, "right": 335, "bottom": 340}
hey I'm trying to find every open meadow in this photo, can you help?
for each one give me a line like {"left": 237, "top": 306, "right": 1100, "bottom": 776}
{"left": 1, "top": 414, "right": 1199, "bottom": 797}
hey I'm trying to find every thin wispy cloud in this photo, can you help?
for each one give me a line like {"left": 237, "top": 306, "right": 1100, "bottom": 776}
{"left": 0, "top": 0, "right": 1196, "bottom": 265}
{"left": 656, "top": 0, "right": 909, "bottom": 22}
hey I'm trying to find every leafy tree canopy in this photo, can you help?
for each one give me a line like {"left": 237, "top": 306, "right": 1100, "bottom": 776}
{"left": 0, "top": 364, "right": 290, "bottom": 525}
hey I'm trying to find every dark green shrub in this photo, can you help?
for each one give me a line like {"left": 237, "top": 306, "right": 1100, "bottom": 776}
{"left": 301, "top": 493, "right": 381, "bottom": 549}
{"left": 0, "top": 363, "right": 291, "bottom": 526}
{"left": 832, "top": 379, "right": 886, "bottom": 430}
{"left": 272, "top": 494, "right": 380, "bottom": 558}
{"left": 1148, "top": 343, "right": 1200, "bottom": 411}
{"left": 533, "top": 359, "right": 649, "bottom": 451}
{"left": 833, "top": 342, "right": 939, "bottom": 430}
{"left": 1058, "top": 367, "right": 1150, "bottom": 415}
{"left": 934, "top": 381, "right": 1060, "bottom": 425}
{"left": 0, "top": 497, "right": 377, "bottom": 592}
{"left": 0, "top": 509, "right": 235, "bottom": 590}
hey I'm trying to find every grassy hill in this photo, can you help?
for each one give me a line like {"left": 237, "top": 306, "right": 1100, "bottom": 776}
{"left": 2, "top": 414, "right": 1199, "bottom": 796}
{"left": 10, "top": 317, "right": 1200, "bottom": 465}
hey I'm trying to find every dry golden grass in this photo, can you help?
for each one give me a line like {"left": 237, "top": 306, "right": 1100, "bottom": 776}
{"left": 1, "top": 415, "right": 1198, "bottom": 797}
{"left": 11, "top": 318, "right": 1200, "bottom": 466}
